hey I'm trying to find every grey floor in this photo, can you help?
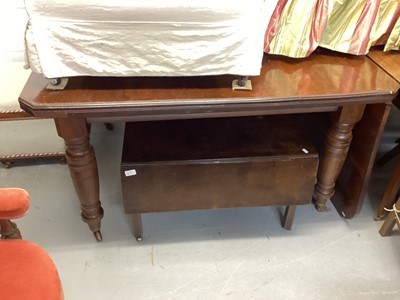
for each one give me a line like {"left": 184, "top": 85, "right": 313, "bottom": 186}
{"left": 1, "top": 108, "right": 400, "bottom": 300}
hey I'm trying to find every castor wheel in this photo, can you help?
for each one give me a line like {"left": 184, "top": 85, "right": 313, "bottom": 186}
{"left": 315, "top": 203, "right": 330, "bottom": 212}
{"left": 1, "top": 161, "right": 14, "bottom": 169}
{"left": 2, "top": 227, "right": 22, "bottom": 239}
{"left": 104, "top": 123, "right": 114, "bottom": 131}
{"left": 0, "top": 221, "right": 22, "bottom": 239}
{"left": 374, "top": 214, "right": 387, "bottom": 221}
{"left": 48, "top": 78, "right": 62, "bottom": 86}
{"left": 46, "top": 77, "right": 68, "bottom": 90}
{"left": 93, "top": 231, "right": 103, "bottom": 242}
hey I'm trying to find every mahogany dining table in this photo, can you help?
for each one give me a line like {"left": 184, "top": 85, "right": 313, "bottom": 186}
{"left": 19, "top": 49, "right": 400, "bottom": 241}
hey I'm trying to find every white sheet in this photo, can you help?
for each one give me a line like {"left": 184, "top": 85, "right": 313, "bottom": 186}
{"left": 24, "top": 0, "right": 273, "bottom": 79}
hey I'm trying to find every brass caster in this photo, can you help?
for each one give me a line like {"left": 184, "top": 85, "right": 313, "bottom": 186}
{"left": 1, "top": 230, "right": 21, "bottom": 239}
{"left": 374, "top": 214, "right": 387, "bottom": 221}
{"left": 6, "top": 228, "right": 22, "bottom": 239}
{"left": 0, "top": 222, "right": 21, "bottom": 239}
{"left": 94, "top": 231, "right": 103, "bottom": 242}
{"left": 316, "top": 203, "right": 330, "bottom": 212}
{"left": 59, "top": 156, "right": 67, "bottom": 165}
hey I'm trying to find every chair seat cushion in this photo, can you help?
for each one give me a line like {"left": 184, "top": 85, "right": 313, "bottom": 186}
{"left": 0, "top": 240, "right": 63, "bottom": 300}
{"left": 0, "top": 188, "right": 30, "bottom": 219}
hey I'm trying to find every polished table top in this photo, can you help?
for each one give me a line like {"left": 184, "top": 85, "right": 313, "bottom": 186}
{"left": 367, "top": 47, "right": 400, "bottom": 83}
{"left": 367, "top": 47, "right": 400, "bottom": 109}
{"left": 19, "top": 49, "right": 400, "bottom": 120}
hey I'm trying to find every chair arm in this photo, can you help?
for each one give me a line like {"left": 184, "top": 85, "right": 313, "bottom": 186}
{"left": 0, "top": 188, "right": 30, "bottom": 219}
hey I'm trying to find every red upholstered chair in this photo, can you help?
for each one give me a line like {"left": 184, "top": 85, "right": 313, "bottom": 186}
{"left": 0, "top": 188, "right": 63, "bottom": 300}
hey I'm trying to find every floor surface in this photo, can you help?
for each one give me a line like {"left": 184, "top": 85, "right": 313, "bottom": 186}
{"left": 1, "top": 108, "right": 400, "bottom": 300}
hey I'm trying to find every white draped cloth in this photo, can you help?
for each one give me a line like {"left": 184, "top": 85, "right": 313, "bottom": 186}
{"left": 24, "top": 0, "right": 274, "bottom": 79}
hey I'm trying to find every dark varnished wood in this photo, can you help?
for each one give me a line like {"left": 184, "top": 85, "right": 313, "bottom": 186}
{"left": 367, "top": 48, "right": 400, "bottom": 221}
{"left": 54, "top": 116, "right": 104, "bottom": 240}
{"left": 367, "top": 47, "right": 400, "bottom": 84}
{"left": 121, "top": 116, "right": 319, "bottom": 238}
{"left": 314, "top": 104, "right": 366, "bottom": 211}
{"left": 121, "top": 116, "right": 319, "bottom": 211}
{"left": 283, "top": 103, "right": 386, "bottom": 216}
{"left": 121, "top": 115, "right": 318, "bottom": 163}
{"left": 18, "top": 50, "right": 400, "bottom": 239}
{"left": 282, "top": 206, "right": 297, "bottom": 230}
{"left": 332, "top": 103, "right": 390, "bottom": 218}
{"left": 367, "top": 48, "right": 400, "bottom": 110}
{"left": 19, "top": 50, "right": 399, "bottom": 119}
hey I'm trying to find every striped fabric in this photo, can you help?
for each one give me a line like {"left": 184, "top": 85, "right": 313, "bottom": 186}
{"left": 264, "top": 0, "right": 400, "bottom": 57}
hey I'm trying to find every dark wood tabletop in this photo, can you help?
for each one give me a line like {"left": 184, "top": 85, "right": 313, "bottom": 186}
{"left": 19, "top": 49, "right": 399, "bottom": 120}
{"left": 367, "top": 47, "right": 400, "bottom": 83}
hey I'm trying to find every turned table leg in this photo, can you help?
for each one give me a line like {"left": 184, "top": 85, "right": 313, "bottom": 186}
{"left": 55, "top": 116, "right": 104, "bottom": 241}
{"left": 314, "top": 105, "right": 365, "bottom": 211}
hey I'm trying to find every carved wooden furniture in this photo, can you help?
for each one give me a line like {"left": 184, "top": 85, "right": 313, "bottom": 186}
{"left": 0, "top": 188, "right": 63, "bottom": 300}
{"left": 121, "top": 115, "right": 319, "bottom": 240}
{"left": 18, "top": 50, "right": 400, "bottom": 241}
{"left": 367, "top": 48, "right": 400, "bottom": 221}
